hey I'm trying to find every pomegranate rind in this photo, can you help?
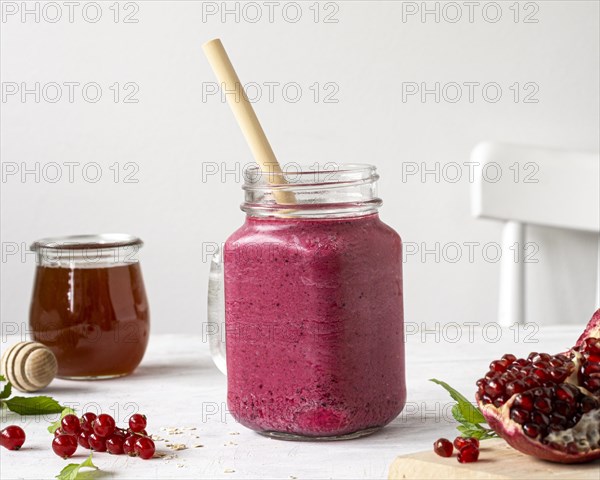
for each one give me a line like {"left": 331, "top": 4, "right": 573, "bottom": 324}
{"left": 575, "top": 308, "right": 600, "bottom": 349}
{"left": 478, "top": 390, "right": 600, "bottom": 463}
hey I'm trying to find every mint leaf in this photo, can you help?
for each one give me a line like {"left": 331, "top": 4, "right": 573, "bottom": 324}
{"left": 56, "top": 453, "right": 98, "bottom": 480}
{"left": 0, "top": 380, "right": 11, "bottom": 400}
{"left": 430, "top": 378, "right": 485, "bottom": 424}
{"left": 0, "top": 375, "right": 5, "bottom": 382}
{"left": 48, "top": 407, "right": 77, "bottom": 434}
{"left": 4, "top": 396, "right": 64, "bottom": 415}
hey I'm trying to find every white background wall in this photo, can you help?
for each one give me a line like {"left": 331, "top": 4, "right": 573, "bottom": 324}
{"left": 1, "top": 1, "right": 599, "bottom": 336}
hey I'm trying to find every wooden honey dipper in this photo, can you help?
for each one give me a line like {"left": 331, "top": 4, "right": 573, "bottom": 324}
{"left": 1, "top": 341, "right": 57, "bottom": 392}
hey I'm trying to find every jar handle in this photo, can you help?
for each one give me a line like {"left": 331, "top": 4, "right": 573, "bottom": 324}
{"left": 207, "top": 245, "right": 227, "bottom": 374}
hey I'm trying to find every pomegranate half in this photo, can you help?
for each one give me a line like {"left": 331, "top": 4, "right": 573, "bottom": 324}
{"left": 476, "top": 309, "right": 600, "bottom": 463}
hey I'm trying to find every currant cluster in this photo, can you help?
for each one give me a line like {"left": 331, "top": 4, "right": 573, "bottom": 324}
{"left": 53, "top": 412, "right": 155, "bottom": 460}
{"left": 433, "top": 436, "right": 480, "bottom": 463}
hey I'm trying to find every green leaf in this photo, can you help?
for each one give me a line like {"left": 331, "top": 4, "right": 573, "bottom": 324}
{"left": 4, "top": 396, "right": 64, "bottom": 415}
{"left": 56, "top": 453, "right": 98, "bottom": 480}
{"left": 0, "top": 374, "right": 5, "bottom": 382}
{"left": 430, "top": 378, "right": 486, "bottom": 424}
{"left": 48, "top": 407, "right": 77, "bottom": 434}
{"left": 0, "top": 380, "right": 12, "bottom": 400}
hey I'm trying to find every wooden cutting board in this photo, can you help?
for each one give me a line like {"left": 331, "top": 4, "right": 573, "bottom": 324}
{"left": 388, "top": 439, "right": 599, "bottom": 479}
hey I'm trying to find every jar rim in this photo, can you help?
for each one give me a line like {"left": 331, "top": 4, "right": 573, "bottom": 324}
{"left": 30, "top": 233, "right": 143, "bottom": 251}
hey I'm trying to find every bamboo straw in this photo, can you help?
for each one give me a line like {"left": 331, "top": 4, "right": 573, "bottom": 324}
{"left": 202, "top": 39, "right": 294, "bottom": 204}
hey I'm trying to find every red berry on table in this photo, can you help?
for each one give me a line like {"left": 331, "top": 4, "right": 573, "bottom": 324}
{"left": 135, "top": 436, "right": 155, "bottom": 460}
{"left": 61, "top": 414, "right": 81, "bottom": 435}
{"left": 114, "top": 428, "right": 127, "bottom": 438}
{"left": 453, "top": 436, "right": 479, "bottom": 450}
{"left": 106, "top": 434, "right": 125, "bottom": 455}
{"left": 92, "top": 414, "right": 116, "bottom": 438}
{"left": 0, "top": 426, "right": 26, "bottom": 451}
{"left": 54, "top": 428, "right": 64, "bottom": 437}
{"left": 80, "top": 412, "right": 97, "bottom": 433}
{"left": 78, "top": 431, "right": 91, "bottom": 449}
{"left": 128, "top": 413, "right": 147, "bottom": 433}
{"left": 88, "top": 433, "right": 107, "bottom": 452}
{"left": 433, "top": 438, "right": 453, "bottom": 457}
{"left": 457, "top": 444, "right": 480, "bottom": 463}
{"left": 52, "top": 434, "right": 78, "bottom": 458}
{"left": 123, "top": 435, "right": 138, "bottom": 456}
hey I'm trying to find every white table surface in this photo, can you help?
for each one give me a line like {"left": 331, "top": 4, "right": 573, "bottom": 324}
{"left": 0, "top": 326, "right": 582, "bottom": 479}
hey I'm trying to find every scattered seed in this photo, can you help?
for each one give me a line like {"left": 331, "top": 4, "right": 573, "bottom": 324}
{"left": 166, "top": 443, "right": 187, "bottom": 451}
{"left": 224, "top": 468, "right": 235, "bottom": 474}
{"left": 192, "top": 444, "right": 204, "bottom": 448}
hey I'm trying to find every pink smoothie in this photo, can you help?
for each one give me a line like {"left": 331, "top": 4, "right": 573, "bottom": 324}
{"left": 224, "top": 213, "right": 405, "bottom": 437}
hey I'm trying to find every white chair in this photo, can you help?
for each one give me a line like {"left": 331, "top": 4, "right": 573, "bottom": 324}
{"left": 470, "top": 142, "right": 600, "bottom": 326}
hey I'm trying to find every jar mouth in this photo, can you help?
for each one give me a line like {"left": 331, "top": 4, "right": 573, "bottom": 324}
{"left": 31, "top": 234, "right": 143, "bottom": 268}
{"left": 241, "top": 163, "right": 382, "bottom": 218}
{"left": 30, "top": 233, "right": 143, "bottom": 251}
{"left": 242, "top": 163, "right": 378, "bottom": 191}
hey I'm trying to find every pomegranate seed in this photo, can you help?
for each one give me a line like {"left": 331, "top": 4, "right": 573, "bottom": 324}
{"left": 556, "top": 384, "right": 578, "bottom": 402}
{"left": 506, "top": 380, "right": 527, "bottom": 396}
{"left": 433, "top": 438, "right": 453, "bottom": 457}
{"left": 61, "top": 414, "right": 81, "bottom": 436}
{"left": 453, "top": 437, "right": 479, "bottom": 450}
{"left": 513, "top": 393, "right": 534, "bottom": 411}
{"left": 550, "top": 414, "right": 567, "bottom": 426}
{"left": 88, "top": 433, "right": 107, "bottom": 452}
{"left": 92, "top": 414, "right": 116, "bottom": 438}
{"left": 581, "top": 396, "right": 600, "bottom": 413}
{"left": 457, "top": 445, "right": 479, "bottom": 463}
{"left": 0, "top": 426, "right": 26, "bottom": 451}
{"left": 533, "top": 397, "right": 552, "bottom": 414}
{"left": 584, "top": 377, "right": 600, "bottom": 391}
{"left": 52, "top": 434, "right": 78, "bottom": 458}
{"left": 510, "top": 408, "right": 529, "bottom": 425}
{"left": 489, "top": 359, "right": 509, "bottom": 373}
{"left": 106, "top": 434, "right": 125, "bottom": 455}
{"left": 135, "top": 436, "right": 155, "bottom": 460}
{"left": 484, "top": 379, "right": 504, "bottom": 398}
{"left": 523, "top": 423, "right": 541, "bottom": 438}
{"left": 530, "top": 411, "right": 550, "bottom": 426}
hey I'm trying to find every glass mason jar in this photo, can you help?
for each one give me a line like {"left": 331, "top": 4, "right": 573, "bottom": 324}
{"left": 29, "top": 234, "right": 150, "bottom": 380}
{"left": 208, "top": 164, "right": 405, "bottom": 440}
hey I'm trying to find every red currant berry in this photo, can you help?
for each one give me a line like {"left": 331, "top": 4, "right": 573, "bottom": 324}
{"left": 123, "top": 435, "right": 137, "bottom": 456}
{"left": 106, "top": 434, "right": 125, "bottom": 455}
{"left": 61, "top": 414, "right": 81, "bottom": 435}
{"left": 88, "top": 433, "right": 107, "bottom": 452}
{"left": 135, "top": 436, "right": 155, "bottom": 460}
{"left": 128, "top": 414, "right": 147, "bottom": 433}
{"left": 453, "top": 436, "right": 479, "bottom": 450}
{"left": 54, "top": 428, "right": 64, "bottom": 437}
{"left": 80, "top": 412, "right": 97, "bottom": 433}
{"left": 92, "top": 414, "right": 116, "bottom": 438}
{"left": 78, "top": 431, "right": 91, "bottom": 449}
{"left": 457, "top": 445, "right": 480, "bottom": 463}
{"left": 433, "top": 438, "right": 453, "bottom": 457}
{"left": 114, "top": 428, "right": 127, "bottom": 438}
{"left": 52, "top": 434, "right": 78, "bottom": 458}
{"left": 0, "top": 426, "right": 26, "bottom": 451}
